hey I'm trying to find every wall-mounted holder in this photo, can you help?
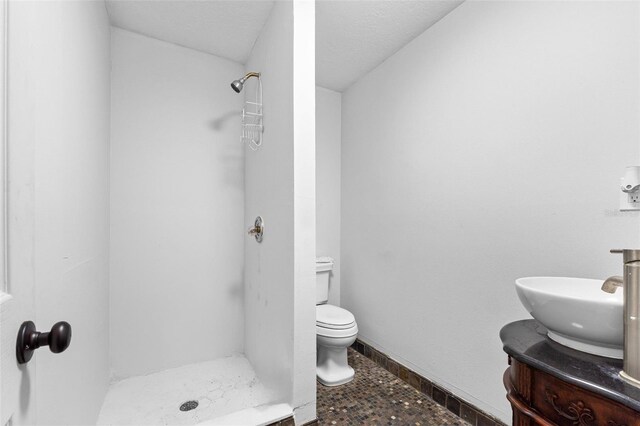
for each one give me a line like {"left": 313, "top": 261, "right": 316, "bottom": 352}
{"left": 248, "top": 216, "right": 264, "bottom": 243}
{"left": 620, "top": 166, "right": 640, "bottom": 211}
{"left": 242, "top": 85, "right": 263, "bottom": 151}
{"left": 230, "top": 71, "right": 263, "bottom": 150}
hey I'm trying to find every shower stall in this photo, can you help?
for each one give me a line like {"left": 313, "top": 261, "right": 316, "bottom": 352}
{"left": 0, "top": 1, "right": 316, "bottom": 425}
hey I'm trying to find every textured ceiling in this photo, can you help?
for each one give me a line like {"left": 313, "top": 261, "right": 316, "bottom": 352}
{"left": 316, "top": 0, "right": 463, "bottom": 91}
{"left": 105, "top": 0, "right": 275, "bottom": 64}
{"left": 106, "top": 0, "right": 463, "bottom": 92}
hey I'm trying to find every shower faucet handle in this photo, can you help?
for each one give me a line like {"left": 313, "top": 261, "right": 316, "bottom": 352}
{"left": 248, "top": 216, "right": 264, "bottom": 243}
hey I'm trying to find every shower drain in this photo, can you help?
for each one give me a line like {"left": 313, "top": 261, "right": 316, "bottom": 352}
{"left": 179, "top": 400, "right": 199, "bottom": 412}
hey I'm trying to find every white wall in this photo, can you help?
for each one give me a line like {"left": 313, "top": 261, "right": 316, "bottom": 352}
{"left": 292, "top": 2, "right": 316, "bottom": 422}
{"left": 8, "top": 1, "right": 111, "bottom": 424}
{"left": 244, "top": 1, "right": 316, "bottom": 423}
{"left": 316, "top": 87, "right": 341, "bottom": 305}
{"left": 110, "top": 28, "right": 245, "bottom": 379}
{"left": 341, "top": 1, "right": 640, "bottom": 422}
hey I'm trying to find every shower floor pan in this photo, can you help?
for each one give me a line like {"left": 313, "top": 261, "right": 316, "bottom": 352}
{"left": 97, "top": 355, "right": 290, "bottom": 426}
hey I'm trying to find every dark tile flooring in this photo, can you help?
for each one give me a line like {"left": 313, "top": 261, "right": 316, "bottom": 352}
{"left": 317, "top": 349, "right": 470, "bottom": 426}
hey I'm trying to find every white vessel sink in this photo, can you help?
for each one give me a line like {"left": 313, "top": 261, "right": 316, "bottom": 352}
{"left": 515, "top": 277, "right": 623, "bottom": 359}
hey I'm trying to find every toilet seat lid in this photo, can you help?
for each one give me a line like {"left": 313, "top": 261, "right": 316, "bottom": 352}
{"left": 316, "top": 304, "right": 355, "bottom": 329}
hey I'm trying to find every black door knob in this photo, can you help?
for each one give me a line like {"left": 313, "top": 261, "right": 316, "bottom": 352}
{"left": 16, "top": 321, "right": 72, "bottom": 364}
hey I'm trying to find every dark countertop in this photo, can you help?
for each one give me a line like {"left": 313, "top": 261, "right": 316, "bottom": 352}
{"left": 500, "top": 320, "right": 640, "bottom": 412}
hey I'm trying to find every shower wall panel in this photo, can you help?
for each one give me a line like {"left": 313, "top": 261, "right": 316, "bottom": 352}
{"left": 244, "top": 1, "right": 316, "bottom": 423}
{"left": 110, "top": 28, "right": 245, "bottom": 379}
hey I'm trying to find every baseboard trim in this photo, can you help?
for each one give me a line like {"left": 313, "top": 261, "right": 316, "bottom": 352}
{"left": 351, "top": 339, "right": 507, "bottom": 426}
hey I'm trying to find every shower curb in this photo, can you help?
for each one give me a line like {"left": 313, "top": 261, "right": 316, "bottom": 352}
{"left": 266, "top": 416, "right": 318, "bottom": 426}
{"left": 351, "top": 339, "right": 508, "bottom": 426}
{"left": 266, "top": 417, "right": 294, "bottom": 426}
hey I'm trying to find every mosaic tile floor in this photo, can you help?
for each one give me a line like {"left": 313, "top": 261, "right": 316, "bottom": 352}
{"left": 317, "top": 349, "right": 470, "bottom": 425}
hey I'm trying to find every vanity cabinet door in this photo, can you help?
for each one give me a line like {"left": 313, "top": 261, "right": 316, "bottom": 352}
{"left": 530, "top": 368, "right": 639, "bottom": 426}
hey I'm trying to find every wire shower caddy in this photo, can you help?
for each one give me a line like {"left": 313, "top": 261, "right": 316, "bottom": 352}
{"left": 241, "top": 77, "right": 263, "bottom": 150}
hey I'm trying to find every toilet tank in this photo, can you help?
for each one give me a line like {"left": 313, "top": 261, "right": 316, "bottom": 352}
{"left": 316, "top": 257, "right": 334, "bottom": 304}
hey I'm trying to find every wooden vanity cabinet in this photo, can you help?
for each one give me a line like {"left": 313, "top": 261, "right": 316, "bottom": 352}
{"left": 504, "top": 357, "right": 640, "bottom": 426}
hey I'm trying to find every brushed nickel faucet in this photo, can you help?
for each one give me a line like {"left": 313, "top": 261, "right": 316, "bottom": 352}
{"left": 601, "top": 275, "right": 623, "bottom": 293}
{"left": 609, "top": 249, "right": 640, "bottom": 387}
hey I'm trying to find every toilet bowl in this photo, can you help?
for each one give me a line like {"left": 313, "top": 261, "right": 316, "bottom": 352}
{"left": 316, "top": 304, "right": 358, "bottom": 386}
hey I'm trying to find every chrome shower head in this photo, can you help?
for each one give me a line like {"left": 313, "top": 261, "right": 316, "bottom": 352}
{"left": 230, "top": 72, "right": 260, "bottom": 93}
{"left": 230, "top": 79, "right": 244, "bottom": 93}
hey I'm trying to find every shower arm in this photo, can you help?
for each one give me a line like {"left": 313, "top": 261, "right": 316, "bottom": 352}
{"left": 243, "top": 72, "right": 260, "bottom": 80}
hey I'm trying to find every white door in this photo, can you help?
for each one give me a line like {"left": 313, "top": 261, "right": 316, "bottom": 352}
{"left": 0, "top": 0, "right": 25, "bottom": 424}
{"left": 0, "top": 0, "right": 38, "bottom": 423}
{"left": 0, "top": 2, "right": 106, "bottom": 424}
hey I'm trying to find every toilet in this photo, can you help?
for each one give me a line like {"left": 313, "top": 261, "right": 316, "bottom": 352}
{"left": 316, "top": 258, "right": 358, "bottom": 386}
